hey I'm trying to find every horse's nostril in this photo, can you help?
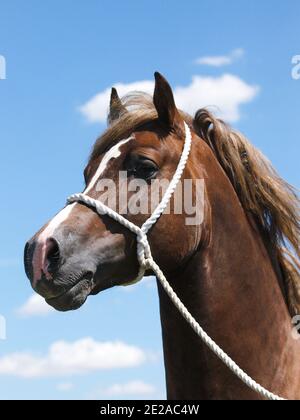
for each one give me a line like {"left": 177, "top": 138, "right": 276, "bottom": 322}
{"left": 45, "top": 238, "right": 61, "bottom": 275}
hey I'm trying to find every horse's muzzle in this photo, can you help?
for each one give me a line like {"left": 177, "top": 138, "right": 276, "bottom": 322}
{"left": 24, "top": 236, "right": 96, "bottom": 310}
{"left": 24, "top": 238, "right": 67, "bottom": 298}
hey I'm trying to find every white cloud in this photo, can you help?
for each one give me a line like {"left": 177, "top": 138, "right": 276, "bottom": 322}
{"left": 104, "top": 380, "right": 156, "bottom": 397}
{"left": 17, "top": 294, "right": 54, "bottom": 317}
{"left": 79, "top": 73, "right": 259, "bottom": 124}
{"left": 174, "top": 74, "right": 259, "bottom": 122}
{"left": 195, "top": 48, "right": 244, "bottom": 67}
{"left": 80, "top": 80, "right": 154, "bottom": 123}
{"left": 0, "top": 338, "right": 146, "bottom": 378}
{"left": 57, "top": 382, "right": 74, "bottom": 392}
{"left": 88, "top": 380, "right": 157, "bottom": 399}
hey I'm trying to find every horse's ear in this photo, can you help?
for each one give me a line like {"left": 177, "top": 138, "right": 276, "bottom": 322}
{"left": 153, "top": 72, "right": 183, "bottom": 133}
{"left": 108, "top": 87, "right": 127, "bottom": 125}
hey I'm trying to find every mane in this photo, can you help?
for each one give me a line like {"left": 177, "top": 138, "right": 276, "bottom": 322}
{"left": 94, "top": 91, "right": 300, "bottom": 317}
{"left": 193, "top": 109, "right": 300, "bottom": 317}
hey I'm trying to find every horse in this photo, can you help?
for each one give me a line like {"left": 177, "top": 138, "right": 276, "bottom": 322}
{"left": 24, "top": 72, "right": 300, "bottom": 400}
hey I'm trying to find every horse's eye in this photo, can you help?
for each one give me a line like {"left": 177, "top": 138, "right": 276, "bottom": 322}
{"left": 125, "top": 156, "right": 158, "bottom": 181}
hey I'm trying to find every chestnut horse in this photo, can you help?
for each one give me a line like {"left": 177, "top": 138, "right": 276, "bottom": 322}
{"left": 24, "top": 73, "right": 300, "bottom": 400}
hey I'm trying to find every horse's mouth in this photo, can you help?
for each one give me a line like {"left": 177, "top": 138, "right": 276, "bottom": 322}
{"left": 46, "top": 273, "right": 95, "bottom": 311}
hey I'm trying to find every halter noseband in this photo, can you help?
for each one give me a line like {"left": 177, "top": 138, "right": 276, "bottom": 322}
{"left": 66, "top": 122, "right": 284, "bottom": 401}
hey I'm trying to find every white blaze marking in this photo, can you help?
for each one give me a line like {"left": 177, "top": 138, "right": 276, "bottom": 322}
{"left": 39, "top": 204, "right": 77, "bottom": 241}
{"left": 33, "top": 203, "right": 76, "bottom": 282}
{"left": 85, "top": 136, "right": 133, "bottom": 194}
{"left": 35, "top": 136, "right": 133, "bottom": 271}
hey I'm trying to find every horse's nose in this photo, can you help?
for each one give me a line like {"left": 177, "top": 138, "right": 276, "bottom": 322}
{"left": 43, "top": 238, "right": 61, "bottom": 275}
{"left": 24, "top": 237, "right": 61, "bottom": 286}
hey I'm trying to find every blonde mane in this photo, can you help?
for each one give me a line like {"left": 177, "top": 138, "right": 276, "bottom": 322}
{"left": 93, "top": 92, "right": 300, "bottom": 316}
{"left": 193, "top": 109, "right": 300, "bottom": 316}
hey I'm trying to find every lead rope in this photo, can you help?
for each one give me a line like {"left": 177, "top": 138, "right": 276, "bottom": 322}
{"left": 67, "top": 122, "right": 284, "bottom": 401}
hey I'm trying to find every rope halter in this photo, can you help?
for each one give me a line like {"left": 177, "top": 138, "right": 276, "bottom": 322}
{"left": 67, "top": 122, "right": 284, "bottom": 401}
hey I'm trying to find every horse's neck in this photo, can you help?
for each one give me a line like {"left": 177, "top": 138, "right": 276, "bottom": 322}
{"left": 157, "top": 189, "right": 300, "bottom": 400}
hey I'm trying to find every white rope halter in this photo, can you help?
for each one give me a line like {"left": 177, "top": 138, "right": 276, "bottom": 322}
{"left": 67, "top": 122, "right": 284, "bottom": 401}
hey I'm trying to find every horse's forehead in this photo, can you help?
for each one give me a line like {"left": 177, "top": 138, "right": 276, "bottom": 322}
{"left": 133, "top": 130, "right": 163, "bottom": 147}
{"left": 88, "top": 128, "right": 177, "bottom": 176}
{"left": 85, "top": 136, "right": 134, "bottom": 193}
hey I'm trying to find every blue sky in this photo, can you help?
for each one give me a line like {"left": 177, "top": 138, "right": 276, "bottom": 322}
{"left": 0, "top": 0, "right": 299, "bottom": 399}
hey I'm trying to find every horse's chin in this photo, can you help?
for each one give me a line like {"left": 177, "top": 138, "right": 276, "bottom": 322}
{"left": 46, "top": 276, "right": 95, "bottom": 312}
{"left": 45, "top": 265, "right": 140, "bottom": 311}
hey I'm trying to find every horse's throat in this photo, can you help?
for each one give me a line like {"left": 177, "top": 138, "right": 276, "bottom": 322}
{"left": 157, "top": 224, "right": 299, "bottom": 400}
